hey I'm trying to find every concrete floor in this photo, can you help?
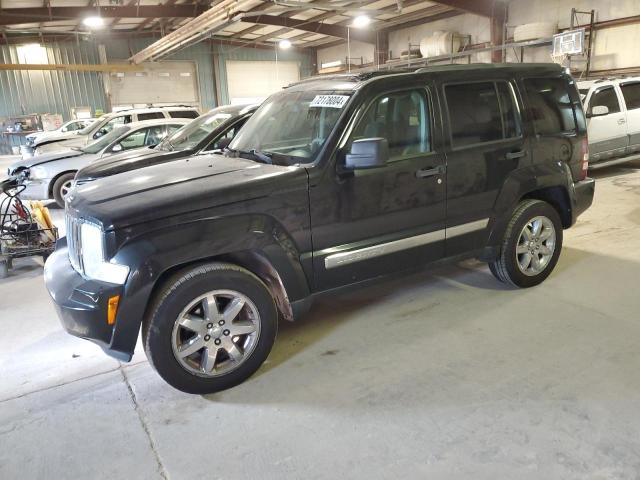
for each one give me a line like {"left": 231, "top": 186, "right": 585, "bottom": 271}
{"left": 1, "top": 157, "right": 640, "bottom": 479}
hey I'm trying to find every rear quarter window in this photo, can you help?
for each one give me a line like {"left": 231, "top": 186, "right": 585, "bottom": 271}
{"left": 137, "top": 112, "right": 165, "bottom": 121}
{"left": 523, "top": 77, "right": 577, "bottom": 135}
{"left": 169, "top": 110, "right": 199, "bottom": 119}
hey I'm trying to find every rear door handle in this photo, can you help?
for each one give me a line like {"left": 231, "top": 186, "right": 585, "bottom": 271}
{"left": 416, "top": 165, "right": 445, "bottom": 178}
{"left": 505, "top": 150, "right": 527, "bottom": 160}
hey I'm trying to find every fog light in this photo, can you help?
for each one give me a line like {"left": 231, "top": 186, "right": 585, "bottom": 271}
{"left": 107, "top": 295, "right": 120, "bottom": 325}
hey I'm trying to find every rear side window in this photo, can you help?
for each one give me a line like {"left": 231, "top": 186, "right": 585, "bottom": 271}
{"left": 621, "top": 82, "right": 640, "bottom": 110}
{"left": 445, "top": 81, "right": 521, "bottom": 147}
{"left": 169, "top": 110, "right": 199, "bottom": 119}
{"left": 137, "top": 112, "right": 165, "bottom": 121}
{"left": 523, "top": 77, "right": 576, "bottom": 135}
{"left": 588, "top": 86, "right": 620, "bottom": 115}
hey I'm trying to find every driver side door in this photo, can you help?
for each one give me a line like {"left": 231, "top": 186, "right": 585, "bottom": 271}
{"left": 309, "top": 85, "right": 447, "bottom": 291}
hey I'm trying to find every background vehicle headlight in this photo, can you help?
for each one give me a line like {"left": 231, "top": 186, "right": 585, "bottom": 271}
{"left": 28, "top": 166, "right": 48, "bottom": 180}
{"left": 80, "top": 222, "right": 129, "bottom": 284}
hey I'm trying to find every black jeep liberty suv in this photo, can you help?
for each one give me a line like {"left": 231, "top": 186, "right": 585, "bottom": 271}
{"left": 45, "top": 64, "right": 595, "bottom": 393}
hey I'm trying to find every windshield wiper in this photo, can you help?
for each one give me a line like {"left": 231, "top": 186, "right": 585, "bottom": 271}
{"left": 232, "top": 148, "right": 273, "bottom": 164}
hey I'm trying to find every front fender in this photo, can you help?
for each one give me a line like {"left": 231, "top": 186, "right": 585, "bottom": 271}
{"left": 107, "top": 214, "right": 311, "bottom": 356}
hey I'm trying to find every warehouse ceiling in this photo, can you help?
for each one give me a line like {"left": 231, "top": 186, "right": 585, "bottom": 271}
{"left": 0, "top": 0, "right": 492, "bottom": 49}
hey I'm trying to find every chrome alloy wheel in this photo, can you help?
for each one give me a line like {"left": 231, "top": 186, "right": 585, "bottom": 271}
{"left": 60, "top": 180, "right": 73, "bottom": 198}
{"left": 516, "top": 215, "right": 556, "bottom": 276}
{"left": 171, "top": 290, "right": 261, "bottom": 377}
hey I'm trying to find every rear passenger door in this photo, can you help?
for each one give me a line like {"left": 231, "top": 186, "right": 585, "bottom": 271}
{"left": 619, "top": 81, "right": 640, "bottom": 154}
{"left": 442, "top": 80, "right": 526, "bottom": 256}
{"left": 584, "top": 85, "right": 628, "bottom": 159}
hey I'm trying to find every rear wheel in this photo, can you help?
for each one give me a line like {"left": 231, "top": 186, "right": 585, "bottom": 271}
{"left": 489, "top": 199, "right": 563, "bottom": 288}
{"left": 142, "top": 262, "right": 278, "bottom": 394}
{"left": 52, "top": 172, "right": 76, "bottom": 208}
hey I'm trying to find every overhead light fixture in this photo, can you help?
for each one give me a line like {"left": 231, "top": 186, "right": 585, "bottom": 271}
{"left": 352, "top": 15, "right": 370, "bottom": 28}
{"left": 279, "top": 39, "right": 292, "bottom": 49}
{"left": 83, "top": 16, "right": 104, "bottom": 28}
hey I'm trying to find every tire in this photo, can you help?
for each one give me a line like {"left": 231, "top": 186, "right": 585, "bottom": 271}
{"left": 52, "top": 172, "right": 76, "bottom": 208}
{"left": 489, "top": 199, "right": 563, "bottom": 288}
{"left": 142, "top": 262, "right": 278, "bottom": 394}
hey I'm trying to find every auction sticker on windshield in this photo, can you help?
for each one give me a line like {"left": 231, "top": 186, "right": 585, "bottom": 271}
{"left": 310, "top": 95, "right": 350, "bottom": 108}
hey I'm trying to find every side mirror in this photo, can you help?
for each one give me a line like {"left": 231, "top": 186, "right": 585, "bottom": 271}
{"left": 111, "top": 143, "right": 123, "bottom": 153}
{"left": 589, "top": 105, "right": 609, "bottom": 117}
{"left": 216, "top": 137, "right": 232, "bottom": 151}
{"left": 345, "top": 138, "right": 389, "bottom": 170}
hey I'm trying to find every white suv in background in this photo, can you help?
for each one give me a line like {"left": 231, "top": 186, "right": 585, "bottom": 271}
{"left": 578, "top": 77, "right": 640, "bottom": 168}
{"left": 33, "top": 105, "right": 200, "bottom": 155}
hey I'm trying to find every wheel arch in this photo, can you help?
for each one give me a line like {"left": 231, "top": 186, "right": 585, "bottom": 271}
{"left": 49, "top": 170, "right": 78, "bottom": 198}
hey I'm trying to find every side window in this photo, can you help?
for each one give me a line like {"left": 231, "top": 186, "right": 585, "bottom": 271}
{"left": 523, "top": 77, "right": 577, "bottom": 135}
{"left": 144, "top": 125, "right": 168, "bottom": 146}
{"left": 588, "top": 87, "right": 620, "bottom": 115}
{"left": 118, "top": 129, "right": 147, "bottom": 150}
{"left": 137, "top": 112, "right": 164, "bottom": 121}
{"left": 621, "top": 82, "right": 640, "bottom": 110}
{"left": 169, "top": 110, "right": 199, "bottom": 119}
{"left": 445, "top": 82, "right": 505, "bottom": 147}
{"left": 351, "top": 89, "right": 431, "bottom": 160}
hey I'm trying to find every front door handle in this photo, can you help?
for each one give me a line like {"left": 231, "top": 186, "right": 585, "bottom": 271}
{"left": 618, "top": 118, "right": 627, "bottom": 125}
{"left": 416, "top": 165, "right": 445, "bottom": 178}
{"left": 505, "top": 150, "right": 527, "bottom": 160}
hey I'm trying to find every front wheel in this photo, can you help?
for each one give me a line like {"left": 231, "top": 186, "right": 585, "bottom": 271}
{"left": 52, "top": 172, "right": 76, "bottom": 208}
{"left": 489, "top": 199, "right": 563, "bottom": 288}
{"left": 142, "top": 262, "right": 278, "bottom": 394}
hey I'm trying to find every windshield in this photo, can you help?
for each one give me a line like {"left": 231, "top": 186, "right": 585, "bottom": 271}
{"left": 158, "top": 112, "right": 232, "bottom": 151}
{"left": 81, "top": 126, "right": 128, "bottom": 154}
{"left": 78, "top": 119, "right": 102, "bottom": 135}
{"left": 229, "top": 90, "right": 349, "bottom": 165}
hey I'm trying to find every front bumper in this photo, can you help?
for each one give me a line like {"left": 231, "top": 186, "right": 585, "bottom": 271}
{"left": 44, "top": 238, "right": 131, "bottom": 361}
{"left": 18, "top": 178, "right": 51, "bottom": 200}
{"left": 572, "top": 177, "right": 595, "bottom": 222}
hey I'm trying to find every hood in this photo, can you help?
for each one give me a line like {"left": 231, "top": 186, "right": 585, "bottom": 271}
{"left": 8, "top": 149, "right": 84, "bottom": 173}
{"left": 32, "top": 130, "right": 78, "bottom": 146}
{"left": 67, "top": 154, "right": 308, "bottom": 230}
{"left": 76, "top": 147, "right": 189, "bottom": 182}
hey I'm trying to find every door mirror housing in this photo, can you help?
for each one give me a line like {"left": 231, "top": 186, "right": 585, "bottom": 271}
{"left": 345, "top": 138, "right": 389, "bottom": 170}
{"left": 111, "top": 143, "right": 123, "bottom": 153}
{"left": 589, "top": 105, "right": 609, "bottom": 117}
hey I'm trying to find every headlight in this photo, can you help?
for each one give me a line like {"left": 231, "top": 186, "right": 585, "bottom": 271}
{"left": 28, "top": 166, "right": 48, "bottom": 180}
{"left": 80, "top": 222, "right": 130, "bottom": 284}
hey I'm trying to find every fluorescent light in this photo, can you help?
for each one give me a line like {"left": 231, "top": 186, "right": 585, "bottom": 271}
{"left": 83, "top": 16, "right": 104, "bottom": 28}
{"left": 279, "top": 39, "right": 292, "bottom": 49}
{"left": 352, "top": 15, "right": 370, "bottom": 28}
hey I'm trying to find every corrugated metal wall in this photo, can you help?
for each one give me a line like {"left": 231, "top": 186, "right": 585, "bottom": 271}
{"left": 0, "top": 37, "right": 315, "bottom": 120}
{"left": 0, "top": 42, "right": 108, "bottom": 121}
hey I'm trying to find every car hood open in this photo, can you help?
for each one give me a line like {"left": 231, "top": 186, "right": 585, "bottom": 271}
{"left": 67, "top": 153, "right": 307, "bottom": 230}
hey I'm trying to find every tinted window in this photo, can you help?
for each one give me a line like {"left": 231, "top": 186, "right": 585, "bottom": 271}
{"left": 446, "top": 82, "right": 503, "bottom": 147}
{"left": 169, "top": 110, "right": 199, "bottom": 119}
{"left": 351, "top": 89, "right": 431, "bottom": 159}
{"left": 496, "top": 82, "right": 522, "bottom": 139}
{"left": 588, "top": 87, "right": 620, "bottom": 115}
{"left": 523, "top": 78, "right": 576, "bottom": 135}
{"left": 137, "top": 112, "right": 165, "bottom": 121}
{"left": 621, "top": 82, "right": 640, "bottom": 110}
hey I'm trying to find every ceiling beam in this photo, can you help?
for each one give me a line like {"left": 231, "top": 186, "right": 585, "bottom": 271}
{"left": 0, "top": 5, "right": 207, "bottom": 26}
{"left": 428, "top": 0, "right": 504, "bottom": 18}
{"left": 238, "top": 13, "right": 377, "bottom": 43}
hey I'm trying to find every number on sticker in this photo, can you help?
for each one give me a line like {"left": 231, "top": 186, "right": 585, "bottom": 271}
{"left": 310, "top": 95, "right": 350, "bottom": 108}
